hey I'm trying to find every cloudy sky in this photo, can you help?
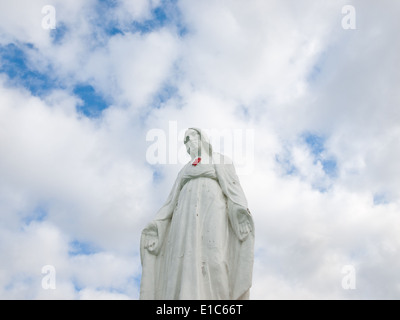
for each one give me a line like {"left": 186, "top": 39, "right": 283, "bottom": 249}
{"left": 0, "top": 0, "right": 399, "bottom": 299}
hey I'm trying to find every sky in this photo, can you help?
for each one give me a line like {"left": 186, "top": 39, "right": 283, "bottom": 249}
{"left": 0, "top": 0, "right": 399, "bottom": 299}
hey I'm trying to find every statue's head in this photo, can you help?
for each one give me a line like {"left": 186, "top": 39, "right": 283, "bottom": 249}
{"left": 184, "top": 128, "right": 213, "bottom": 158}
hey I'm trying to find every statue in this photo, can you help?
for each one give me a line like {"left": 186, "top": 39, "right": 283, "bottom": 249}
{"left": 140, "top": 128, "right": 254, "bottom": 299}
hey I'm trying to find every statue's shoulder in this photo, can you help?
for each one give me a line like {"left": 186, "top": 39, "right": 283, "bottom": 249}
{"left": 177, "top": 162, "right": 190, "bottom": 175}
{"left": 212, "top": 152, "right": 233, "bottom": 165}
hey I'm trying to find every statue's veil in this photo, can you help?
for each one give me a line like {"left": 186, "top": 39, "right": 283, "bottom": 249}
{"left": 186, "top": 127, "right": 213, "bottom": 156}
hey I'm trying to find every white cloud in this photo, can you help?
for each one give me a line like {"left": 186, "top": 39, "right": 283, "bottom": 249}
{"left": 78, "top": 288, "right": 130, "bottom": 300}
{"left": 177, "top": 0, "right": 340, "bottom": 106}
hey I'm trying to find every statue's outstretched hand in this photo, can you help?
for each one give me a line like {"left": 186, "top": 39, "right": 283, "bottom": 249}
{"left": 144, "top": 232, "right": 158, "bottom": 253}
{"left": 237, "top": 208, "right": 253, "bottom": 241}
{"left": 142, "top": 223, "right": 159, "bottom": 254}
{"left": 239, "top": 218, "right": 252, "bottom": 238}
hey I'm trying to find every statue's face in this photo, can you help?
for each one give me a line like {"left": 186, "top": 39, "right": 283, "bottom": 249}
{"left": 184, "top": 130, "right": 200, "bottom": 156}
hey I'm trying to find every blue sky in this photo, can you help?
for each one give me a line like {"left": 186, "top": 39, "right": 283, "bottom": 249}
{"left": 0, "top": 0, "right": 400, "bottom": 300}
{"left": 0, "top": 43, "right": 59, "bottom": 96}
{"left": 303, "top": 132, "right": 337, "bottom": 177}
{"left": 0, "top": 0, "right": 182, "bottom": 118}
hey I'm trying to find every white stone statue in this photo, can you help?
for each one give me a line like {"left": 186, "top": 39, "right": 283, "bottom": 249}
{"left": 140, "top": 128, "right": 254, "bottom": 300}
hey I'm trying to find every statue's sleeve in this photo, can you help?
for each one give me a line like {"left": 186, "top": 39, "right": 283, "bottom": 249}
{"left": 141, "top": 165, "right": 185, "bottom": 257}
{"left": 140, "top": 166, "right": 186, "bottom": 299}
{"left": 214, "top": 153, "right": 254, "bottom": 240}
{"left": 214, "top": 153, "right": 255, "bottom": 299}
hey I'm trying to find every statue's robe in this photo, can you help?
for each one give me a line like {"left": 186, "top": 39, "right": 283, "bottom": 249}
{"left": 140, "top": 153, "right": 254, "bottom": 299}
